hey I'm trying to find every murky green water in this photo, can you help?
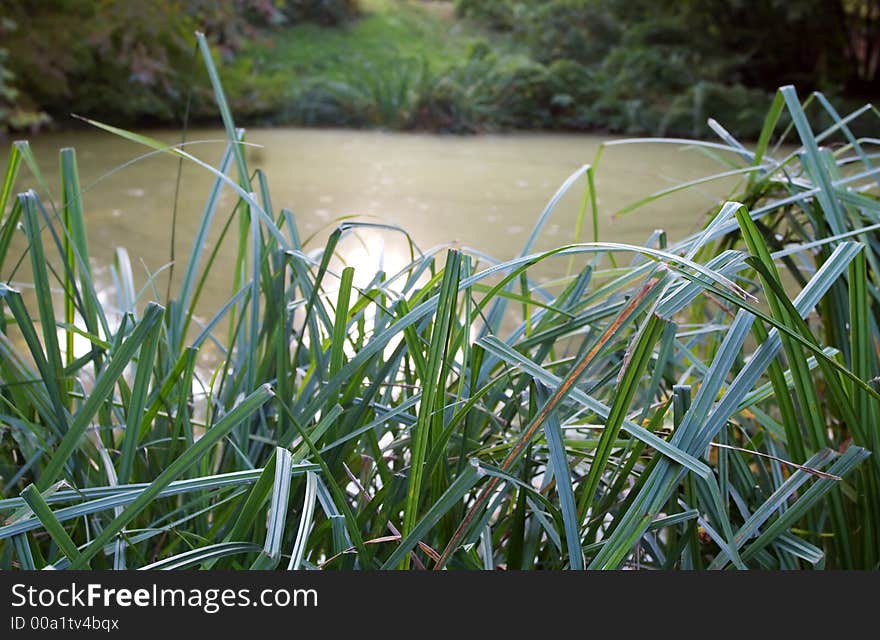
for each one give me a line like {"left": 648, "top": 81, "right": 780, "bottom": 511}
{"left": 2, "top": 127, "right": 739, "bottom": 314}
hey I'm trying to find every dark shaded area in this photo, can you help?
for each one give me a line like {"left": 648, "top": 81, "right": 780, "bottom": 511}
{"left": 455, "top": 0, "right": 879, "bottom": 136}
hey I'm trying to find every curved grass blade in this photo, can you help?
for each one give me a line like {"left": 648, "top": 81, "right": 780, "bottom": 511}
{"left": 139, "top": 542, "right": 261, "bottom": 570}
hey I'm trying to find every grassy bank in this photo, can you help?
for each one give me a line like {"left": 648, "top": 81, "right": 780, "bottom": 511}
{"left": 1, "top": 36, "right": 879, "bottom": 570}
{"left": 4, "top": 1, "right": 874, "bottom": 138}
{"left": 226, "top": 0, "right": 527, "bottom": 131}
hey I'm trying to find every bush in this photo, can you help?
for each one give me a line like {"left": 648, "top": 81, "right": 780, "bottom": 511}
{"left": 456, "top": 0, "right": 617, "bottom": 65}
{"left": 454, "top": 0, "right": 518, "bottom": 30}
{"left": 688, "top": 82, "right": 774, "bottom": 139}
{"left": 481, "top": 56, "right": 557, "bottom": 129}
{"left": 416, "top": 52, "right": 568, "bottom": 132}
{"left": 411, "top": 51, "right": 502, "bottom": 133}
{"left": 520, "top": 0, "right": 618, "bottom": 66}
{"left": 545, "top": 59, "right": 600, "bottom": 129}
{"left": 0, "top": 44, "right": 49, "bottom": 135}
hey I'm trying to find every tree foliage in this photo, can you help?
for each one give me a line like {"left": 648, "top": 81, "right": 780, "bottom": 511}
{"left": 457, "top": 0, "right": 879, "bottom": 95}
{"left": 0, "top": 0, "right": 361, "bottom": 132}
{"left": 453, "top": 0, "right": 878, "bottom": 136}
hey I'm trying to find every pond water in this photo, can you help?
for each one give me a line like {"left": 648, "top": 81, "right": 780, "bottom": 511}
{"left": 1, "top": 127, "right": 740, "bottom": 316}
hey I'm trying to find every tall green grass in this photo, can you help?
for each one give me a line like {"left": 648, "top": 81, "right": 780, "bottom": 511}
{"left": 1, "top": 36, "right": 879, "bottom": 570}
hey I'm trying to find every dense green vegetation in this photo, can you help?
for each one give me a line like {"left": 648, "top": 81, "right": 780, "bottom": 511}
{"left": 2, "top": 1, "right": 877, "bottom": 137}
{"left": 1, "top": 37, "right": 879, "bottom": 570}
{"left": 453, "top": 0, "right": 879, "bottom": 136}
{"left": 0, "top": 0, "right": 362, "bottom": 131}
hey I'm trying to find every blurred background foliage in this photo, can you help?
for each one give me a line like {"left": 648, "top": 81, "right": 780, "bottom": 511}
{"left": 0, "top": 0, "right": 360, "bottom": 130}
{"left": 454, "top": 0, "right": 879, "bottom": 135}
{"left": 0, "top": 0, "right": 877, "bottom": 137}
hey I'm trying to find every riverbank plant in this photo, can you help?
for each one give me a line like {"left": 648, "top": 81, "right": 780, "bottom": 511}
{"left": 0, "top": 35, "right": 879, "bottom": 570}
